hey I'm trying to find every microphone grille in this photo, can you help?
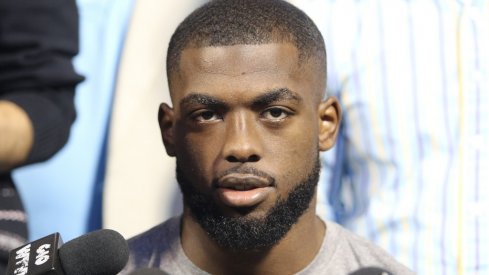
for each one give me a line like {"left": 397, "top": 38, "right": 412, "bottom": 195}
{"left": 59, "top": 229, "right": 129, "bottom": 275}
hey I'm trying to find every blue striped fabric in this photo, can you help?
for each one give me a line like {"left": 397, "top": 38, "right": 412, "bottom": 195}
{"left": 293, "top": 0, "right": 489, "bottom": 274}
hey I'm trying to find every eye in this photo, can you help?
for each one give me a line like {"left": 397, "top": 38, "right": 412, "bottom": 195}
{"left": 192, "top": 110, "right": 222, "bottom": 122}
{"left": 261, "top": 107, "right": 290, "bottom": 121}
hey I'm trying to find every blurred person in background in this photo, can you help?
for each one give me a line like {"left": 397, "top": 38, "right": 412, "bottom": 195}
{"left": 12, "top": 0, "right": 134, "bottom": 242}
{"left": 8, "top": 0, "right": 193, "bottom": 244}
{"left": 0, "top": 0, "right": 82, "bottom": 272}
{"left": 292, "top": 0, "right": 489, "bottom": 274}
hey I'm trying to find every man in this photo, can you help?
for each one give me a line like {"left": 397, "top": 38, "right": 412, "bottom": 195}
{"left": 123, "top": 1, "right": 412, "bottom": 274}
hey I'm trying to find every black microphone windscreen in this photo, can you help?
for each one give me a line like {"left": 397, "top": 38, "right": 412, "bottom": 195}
{"left": 128, "top": 268, "right": 169, "bottom": 275}
{"left": 349, "top": 267, "right": 392, "bottom": 275}
{"left": 58, "top": 229, "right": 129, "bottom": 275}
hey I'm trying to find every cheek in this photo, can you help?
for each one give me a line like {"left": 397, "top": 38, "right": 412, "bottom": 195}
{"left": 275, "top": 112, "right": 319, "bottom": 154}
{"left": 175, "top": 128, "right": 222, "bottom": 179}
{"left": 266, "top": 121, "right": 319, "bottom": 184}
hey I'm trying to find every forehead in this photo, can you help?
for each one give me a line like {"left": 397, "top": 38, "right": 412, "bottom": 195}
{"left": 170, "top": 43, "right": 321, "bottom": 105}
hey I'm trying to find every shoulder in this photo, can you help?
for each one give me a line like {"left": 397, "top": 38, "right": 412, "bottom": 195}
{"left": 128, "top": 217, "right": 179, "bottom": 244}
{"left": 324, "top": 221, "right": 414, "bottom": 275}
{"left": 300, "top": 219, "right": 413, "bottom": 274}
{"left": 124, "top": 216, "right": 181, "bottom": 271}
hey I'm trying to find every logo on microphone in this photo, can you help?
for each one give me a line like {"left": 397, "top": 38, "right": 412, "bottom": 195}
{"left": 7, "top": 232, "right": 64, "bottom": 275}
{"left": 13, "top": 244, "right": 30, "bottom": 275}
{"left": 35, "top": 244, "right": 51, "bottom": 265}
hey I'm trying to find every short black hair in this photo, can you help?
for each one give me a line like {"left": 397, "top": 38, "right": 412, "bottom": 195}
{"left": 167, "top": 0, "right": 326, "bottom": 86}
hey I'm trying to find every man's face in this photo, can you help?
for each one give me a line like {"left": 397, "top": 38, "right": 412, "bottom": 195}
{"left": 161, "top": 43, "right": 336, "bottom": 249}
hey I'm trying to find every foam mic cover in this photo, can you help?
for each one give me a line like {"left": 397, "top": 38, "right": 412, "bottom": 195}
{"left": 58, "top": 229, "right": 129, "bottom": 275}
{"left": 349, "top": 267, "right": 392, "bottom": 275}
{"left": 128, "top": 268, "right": 169, "bottom": 275}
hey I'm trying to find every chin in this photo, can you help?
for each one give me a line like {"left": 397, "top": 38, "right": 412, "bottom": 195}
{"left": 177, "top": 158, "right": 321, "bottom": 251}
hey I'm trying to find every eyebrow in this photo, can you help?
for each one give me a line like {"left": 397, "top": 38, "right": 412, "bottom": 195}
{"left": 180, "top": 93, "right": 226, "bottom": 109}
{"left": 179, "top": 88, "right": 302, "bottom": 109}
{"left": 251, "top": 88, "right": 302, "bottom": 107}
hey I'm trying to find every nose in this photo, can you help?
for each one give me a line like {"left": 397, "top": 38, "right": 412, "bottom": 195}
{"left": 222, "top": 111, "right": 262, "bottom": 163}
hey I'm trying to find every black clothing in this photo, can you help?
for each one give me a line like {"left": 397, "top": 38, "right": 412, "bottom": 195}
{"left": 0, "top": 0, "right": 83, "bottom": 271}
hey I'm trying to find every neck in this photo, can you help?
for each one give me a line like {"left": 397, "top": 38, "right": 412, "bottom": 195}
{"left": 181, "top": 198, "right": 325, "bottom": 275}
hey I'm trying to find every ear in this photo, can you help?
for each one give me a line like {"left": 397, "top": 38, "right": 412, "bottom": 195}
{"left": 158, "top": 103, "right": 176, "bottom": 157}
{"left": 318, "top": 96, "right": 341, "bottom": 151}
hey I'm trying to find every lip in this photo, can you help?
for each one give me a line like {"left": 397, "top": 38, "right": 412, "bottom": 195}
{"left": 215, "top": 174, "right": 273, "bottom": 208}
{"left": 217, "top": 174, "right": 271, "bottom": 189}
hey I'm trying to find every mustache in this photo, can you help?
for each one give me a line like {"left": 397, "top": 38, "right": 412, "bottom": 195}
{"left": 214, "top": 166, "right": 276, "bottom": 187}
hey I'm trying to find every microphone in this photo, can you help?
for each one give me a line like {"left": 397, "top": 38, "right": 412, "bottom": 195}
{"left": 6, "top": 229, "right": 129, "bottom": 275}
{"left": 128, "top": 268, "right": 169, "bottom": 275}
{"left": 349, "top": 267, "right": 392, "bottom": 275}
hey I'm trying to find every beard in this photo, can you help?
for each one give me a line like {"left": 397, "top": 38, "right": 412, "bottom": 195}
{"left": 176, "top": 157, "right": 320, "bottom": 251}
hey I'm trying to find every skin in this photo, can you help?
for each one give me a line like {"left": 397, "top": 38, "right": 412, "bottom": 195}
{"left": 0, "top": 100, "right": 34, "bottom": 172}
{"left": 159, "top": 43, "right": 341, "bottom": 274}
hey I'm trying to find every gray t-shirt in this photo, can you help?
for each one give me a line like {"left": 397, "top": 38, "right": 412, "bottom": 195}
{"left": 122, "top": 216, "right": 414, "bottom": 275}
